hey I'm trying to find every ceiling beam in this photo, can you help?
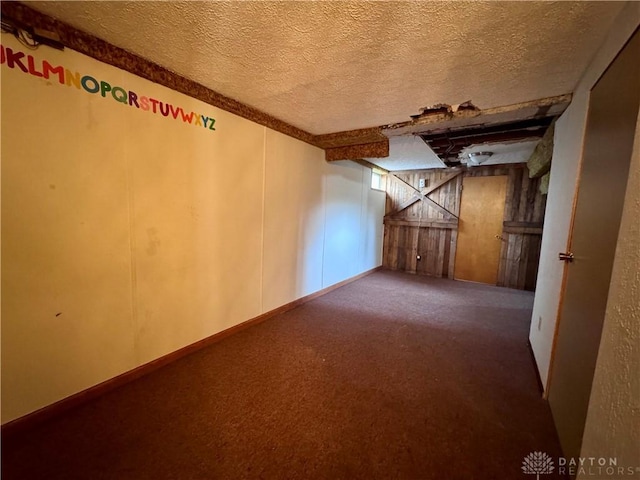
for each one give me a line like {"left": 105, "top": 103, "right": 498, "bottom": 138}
{"left": 325, "top": 140, "right": 389, "bottom": 162}
{"left": 425, "top": 127, "right": 547, "bottom": 147}
{"left": 315, "top": 127, "right": 387, "bottom": 149}
{"left": 421, "top": 116, "right": 553, "bottom": 142}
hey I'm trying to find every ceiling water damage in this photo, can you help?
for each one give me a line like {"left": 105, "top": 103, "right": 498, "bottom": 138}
{"left": 363, "top": 94, "right": 570, "bottom": 171}
{"left": 419, "top": 115, "right": 554, "bottom": 167}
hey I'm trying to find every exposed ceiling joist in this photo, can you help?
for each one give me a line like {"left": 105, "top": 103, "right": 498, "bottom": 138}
{"left": 326, "top": 94, "right": 571, "bottom": 165}
{"left": 382, "top": 94, "right": 572, "bottom": 137}
{"left": 421, "top": 116, "right": 554, "bottom": 164}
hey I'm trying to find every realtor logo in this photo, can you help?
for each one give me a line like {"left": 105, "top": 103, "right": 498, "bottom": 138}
{"left": 522, "top": 451, "right": 555, "bottom": 479}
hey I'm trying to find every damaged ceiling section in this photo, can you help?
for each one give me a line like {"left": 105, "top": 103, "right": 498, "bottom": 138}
{"left": 419, "top": 116, "right": 554, "bottom": 167}
{"left": 329, "top": 94, "right": 571, "bottom": 171}
{"left": 381, "top": 94, "right": 570, "bottom": 169}
{"left": 390, "top": 95, "right": 571, "bottom": 167}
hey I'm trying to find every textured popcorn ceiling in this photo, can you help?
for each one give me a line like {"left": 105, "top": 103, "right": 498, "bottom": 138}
{"left": 29, "top": 1, "right": 624, "bottom": 135}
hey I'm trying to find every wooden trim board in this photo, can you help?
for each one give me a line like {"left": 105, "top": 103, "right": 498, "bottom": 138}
{"left": 383, "top": 218, "right": 458, "bottom": 229}
{"left": 1, "top": 266, "right": 382, "bottom": 439}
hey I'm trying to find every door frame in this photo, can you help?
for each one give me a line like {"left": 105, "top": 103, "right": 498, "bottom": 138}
{"left": 543, "top": 28, "right": 640, "bottom": 399}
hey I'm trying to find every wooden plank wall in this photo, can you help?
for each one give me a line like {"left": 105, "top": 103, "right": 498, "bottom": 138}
{"left": 382, "top": 164, "right": 546, "bottom": 291}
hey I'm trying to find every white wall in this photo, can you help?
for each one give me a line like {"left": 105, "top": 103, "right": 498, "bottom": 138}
{"left": 262, "top": 133, "right": 384, "bottom": 313}
{"left": 0, "top": 36, "right": 385, "bottom": 423}
{"left": 322, "top": 161, "right": 384, "bottom": 287}
{"left": 262, "top": 129, "right": 326, "bottom": 312}
{"left": 529, "top": 3, "right": 640, "bottom": 389}
{"left": 577, "top": 110, "right": 640, "bottom": 475}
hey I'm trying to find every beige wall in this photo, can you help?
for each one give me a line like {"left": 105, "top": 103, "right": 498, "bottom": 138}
{"left": 577, "top": 112, "right": 640, "bottom": 472}
{"left": 1, "top": 36, "right": 385, "bottom": 423}
{"left": 529, "top": 3, "right": 640, "bottom": 389}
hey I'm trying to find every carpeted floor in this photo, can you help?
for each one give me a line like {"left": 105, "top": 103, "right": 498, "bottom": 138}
{"left": 2, "top": 270, "right": 565, "bottom": 479}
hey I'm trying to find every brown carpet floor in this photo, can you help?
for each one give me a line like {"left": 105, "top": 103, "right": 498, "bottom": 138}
{"left": 2, "top": 270, "right": 565, "bottom": 479}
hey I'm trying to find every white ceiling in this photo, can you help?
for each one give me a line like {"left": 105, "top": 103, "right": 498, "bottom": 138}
{"left": 367, "top": 137, "right": 540, "bottom": 172}
{"left": 28, "top": 1, "right": 625, "bottom": 135}
{"left": 460, "top": 140, "right": 540, "bottom": 167}
{"left": 367, "top": 136, "right": 444, "bottom": 171}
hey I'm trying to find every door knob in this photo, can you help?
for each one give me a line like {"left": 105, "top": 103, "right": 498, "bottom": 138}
{"left": 495, "top": 235, "right": 504, "bottom": 240}
{"left": 558, "top": 252, "right": 574, "bottom": 262}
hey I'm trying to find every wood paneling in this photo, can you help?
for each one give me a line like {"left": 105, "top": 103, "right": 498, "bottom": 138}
{"left": 382, "top": 164, "right": 547, "bottom": 290}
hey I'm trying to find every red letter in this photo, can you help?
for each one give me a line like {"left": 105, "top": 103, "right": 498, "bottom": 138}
{"left": 6, "top": 48, "right": 28, "bottom": 72}
{"left": 159, "top": 101, "right": 170, "bottom": 117}
{"left": 27, "top": 55, "right": 43, "bottom": 77}
{"left": 169, "top": 104, "right": 181, "bottom": 119}
{"left": 149, "top": 98, "right": 159, "bottom": 113}
{"left": 43, "top": 60, "right": 64, "bottom": 84}
{"left": 179, "top": 109, "right": 194, "bottom": 124}
{"left": 140, "top": 96, "right": 149, "bottom": 111}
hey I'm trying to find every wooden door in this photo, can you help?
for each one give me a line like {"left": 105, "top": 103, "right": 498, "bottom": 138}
{"left": 454, "top": 175, "right": 508, "bottom": 284}
{"left": 548, "top": 29, "right": 640, "bottom": 461}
